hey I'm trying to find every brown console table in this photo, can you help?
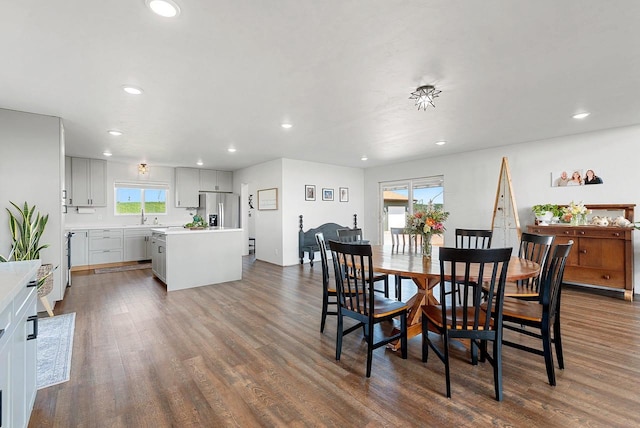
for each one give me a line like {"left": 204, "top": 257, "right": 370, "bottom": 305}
{"left": 528, "top": 203, "right": 635, "bottom": 301}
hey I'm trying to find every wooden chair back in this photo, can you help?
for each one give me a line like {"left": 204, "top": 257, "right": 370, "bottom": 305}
{"left": 455, "top": 229, "right": 493, "bottom": 249}
{"left": 517, "top": 232, "right": 555, "bottom": 297}
{"left": 336, "top": 228, "right": 363, "bottom": 243}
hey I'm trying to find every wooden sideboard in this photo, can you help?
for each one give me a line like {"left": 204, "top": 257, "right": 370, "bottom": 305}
{"left": 527, "top": 204, "right": 635, "bottom": 301}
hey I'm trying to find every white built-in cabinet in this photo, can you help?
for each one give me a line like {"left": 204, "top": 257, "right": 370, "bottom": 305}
{"left": 0, "top": 261, "right": 39, "bottom": 428}
{"left": 124, "top": 228, "right": 152, "bottom": 261}
{"left": 70, "top": 229, "right": 88, "bottom": 266}
{"left": 69, "top": 157, "right": 107, "bottom": 206}
{"left": 175, "top": 167, "right": 200, "bottom": 207}
{"left": 199, "top": 169, "right": 233, "bottom": 192}
{"left": 88, "top": 229, "right": 123, "bottom": 265}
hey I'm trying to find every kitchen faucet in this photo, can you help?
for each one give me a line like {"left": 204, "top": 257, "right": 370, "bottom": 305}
{"left": 141, "top": 208, "right": 147, "bottom": 225}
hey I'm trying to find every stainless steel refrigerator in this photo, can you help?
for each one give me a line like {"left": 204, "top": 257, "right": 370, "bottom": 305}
{"left": 197, "top": 192, "right": 240, "bottom": 228}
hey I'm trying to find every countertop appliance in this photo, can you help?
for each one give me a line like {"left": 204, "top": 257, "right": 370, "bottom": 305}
{"left": 197, "top": 192, "right": 240, "bottom": 228}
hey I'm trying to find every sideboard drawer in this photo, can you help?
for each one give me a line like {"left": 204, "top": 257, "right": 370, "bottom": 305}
{"left": 564, "top": 266, "right": 625, "bottom": 289}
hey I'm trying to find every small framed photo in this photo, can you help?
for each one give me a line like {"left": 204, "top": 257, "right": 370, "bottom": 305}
{"left": 339, "top": 187, "right": 349, "bottom": 202}
{"left": 305, "top": 185, "right": 316, "bottom": 201}
{"left": 322, "top": 188, "right": 334, "bottom": 201}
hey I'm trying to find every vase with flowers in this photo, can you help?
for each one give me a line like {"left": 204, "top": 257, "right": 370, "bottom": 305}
{"left": 563, "top": 201, "right": 590, "bottom": 226}
{"left": 405, "top": 204, "right": 450, "bottom": 258}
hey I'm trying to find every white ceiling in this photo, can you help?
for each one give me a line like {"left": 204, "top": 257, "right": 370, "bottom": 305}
{"left": 2, "top": 1, "right": 640, "bottom": 170}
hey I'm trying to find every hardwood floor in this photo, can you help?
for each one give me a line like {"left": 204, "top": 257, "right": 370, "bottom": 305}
{"left": 30, "top": 257, "right": 640, "bottom": 427}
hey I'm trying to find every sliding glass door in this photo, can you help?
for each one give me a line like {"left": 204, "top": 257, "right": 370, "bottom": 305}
{"left": 380, "top": 176, "right": 445, "bottom": 247}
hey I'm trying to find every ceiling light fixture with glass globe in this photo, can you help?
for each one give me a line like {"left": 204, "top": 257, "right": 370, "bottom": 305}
{"left": 145, "top": 0, "right": 181, "bottom": 18}
{"left": 409, "top": 85, "right": 441, "bottom": 110}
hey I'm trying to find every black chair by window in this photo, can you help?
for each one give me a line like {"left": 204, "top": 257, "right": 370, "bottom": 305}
{"left": 503, "top": 232, "right": 555, "bottom": 300}
{"left": 422, "top": 247, "right": 512, "bottom": 401}
{"left": 329, "top": 240, "right": 408, "bottom": 377}
{"left": 316, "top": 232, "right": 337, "bottom": 333}
{"left": 496, "top": 242, "right": 573, "bottom": 386}
{"left": 337, "top": 228, "right": 390, "bottom": 298}
{"left": 452, "top": 229, "right": 493, "bottom": 303}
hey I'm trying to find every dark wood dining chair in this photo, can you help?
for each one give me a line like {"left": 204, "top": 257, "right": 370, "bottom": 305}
{"left": 452, "top": 229, "right": 494, "bottom": 303}
{"left": 497, "top": 241, "right": 573, "bottom": 386}
{"left": 337, "top": 228, "right": 390, "bottom": 298}
{"left": 329, "top": 240, "right": 408, "bottom": 377}
{"left": 316, "top": 232, "right": 337, "bottom": 333}
{"left": 503, "top": 232, "right": 555, "bottom": 300}
{"left": 390, "top": 227, "right": 410, "bottom": 301}
{"left": 422, "top": 247, "right": 512, "bottom": 401}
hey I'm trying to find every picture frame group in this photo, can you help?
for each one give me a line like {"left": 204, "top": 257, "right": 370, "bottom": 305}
{"left": 305, "top": 185, "right": 349, "bottom": 202}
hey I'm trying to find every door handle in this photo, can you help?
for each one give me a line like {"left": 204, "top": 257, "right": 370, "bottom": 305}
{"left": 27, "top": 315, "right": 38, "bottom": 340}
{"left": 27, "top": 280, "right": 37, "bottom": 288}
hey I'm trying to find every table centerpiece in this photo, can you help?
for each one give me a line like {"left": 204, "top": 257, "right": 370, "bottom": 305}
{"left": 405, "top": 204, "right": 449, "bottom": 258}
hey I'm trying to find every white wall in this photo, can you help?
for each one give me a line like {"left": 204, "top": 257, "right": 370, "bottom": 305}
{"left": 0, "top": 109, "right": 65, "bottom": 302}
{"left": 65, "top": 160, "right": 197, "bottom": 228}
{"left": 234, "top": 158, "right": 365, "bottom": 266}
{"left": 364, "top": 124, "right": 640, "bottom": 293}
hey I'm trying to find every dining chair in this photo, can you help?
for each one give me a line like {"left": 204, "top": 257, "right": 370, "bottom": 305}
{"left": 329, "top": 240, "right": 408, "bottom": 377}
{"left": 497, "top": 241, "right": 573, "bottom": 386}
{"left": 390, "top": 227, "right": 410, "bottom": 301}
{"left": 452, "top": 229, "right": 494, "bottom": 303}
{"left": 422, "top": 247, "right": 512, "bottom": 401}
{"left": 337, "top": 228, "right": 390, "bottom": 298}
{"left": 503, "top": 232, "right": 555, "bottom": 300}
{"left": 316, "top": 233, "right": 337, "bottom": 333}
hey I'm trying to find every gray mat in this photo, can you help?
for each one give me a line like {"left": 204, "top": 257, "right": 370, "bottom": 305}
{"left": 94, "top": 263, "right": 151, "bottom": 273}
{"left": 37, "top": 312, "right": 76, "bottom": 389}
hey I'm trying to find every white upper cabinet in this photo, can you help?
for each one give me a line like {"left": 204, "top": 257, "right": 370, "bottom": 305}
{"left": 199, "top": 169, "right": 233, "bottom": 192}
{"left": 69, "top": 157, "right": 106, "bottom": 206}
{"left": 216, "top": 170, "right": 233, "bottom": 192}
{"left": 175, "top": 167, "right": 200, "bottom": 207}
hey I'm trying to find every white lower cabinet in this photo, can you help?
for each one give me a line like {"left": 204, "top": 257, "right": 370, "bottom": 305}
{"left": 89, "top": 229, "right": 123, "bottom": 265}
{"left": 0, "top": 261, "right": 39, "bottom": 428}
{"left": 124, "top": 229, "right": 152, "bottom": 261}
{"left": 151, "top": 232, "right": 166, "bottom": 283}
{"left": 70, "top": 229, "right": 88, "bottom": 266}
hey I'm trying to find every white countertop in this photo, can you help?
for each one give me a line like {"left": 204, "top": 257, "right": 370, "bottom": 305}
{"left": 151, "top": 227, "right": 242, "bottom": 235}
{"left": 66, "top": 223, "right": 184, "bottom": 231}
{"left": 0, "top": 260, "right": 40, "bottom": 313}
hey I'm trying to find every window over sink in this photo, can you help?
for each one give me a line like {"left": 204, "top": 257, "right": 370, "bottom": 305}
{"left": 114, "top": 182, "right": 168, "bottom": 215}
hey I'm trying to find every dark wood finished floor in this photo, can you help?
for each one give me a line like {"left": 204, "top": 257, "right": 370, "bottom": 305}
{"left": 30, "top": 257, "right": 640, "bottom": 427}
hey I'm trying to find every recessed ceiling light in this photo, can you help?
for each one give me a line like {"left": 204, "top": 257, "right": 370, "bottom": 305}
{"left": 281, "top": 123, "right": 293, "bottom": 129}
{"left": 228, "top": 148, "right": 237, "bottom": 153}
{"left": 146, "top": 0, "right": 181, "bottom": 18}
{"left": 122, "top": 85, "right": 143, "bottom": 95}
{"left": 103, "top": 151, "right": 113, "bottom": 157}
{"left": 572, "top": 112, "right": 590, "bottom": 119}
{"left": 435, "top": 141, "right": 446, "bottom": 146}
{"left": 196, "top": 160, "right": 203, "bottom": 166}
{"left": 361, "top": 156, "right": 368, "bottom": 161}
{"left": 107, "top": 130, "right": 123, "bottom": 136}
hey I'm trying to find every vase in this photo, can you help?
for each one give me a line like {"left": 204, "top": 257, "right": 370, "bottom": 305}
{"left": 570, "top": 214, "right": 586, "bottom": 226}
{"left": 422, "top": 233, "right": 433, "bottom": 258}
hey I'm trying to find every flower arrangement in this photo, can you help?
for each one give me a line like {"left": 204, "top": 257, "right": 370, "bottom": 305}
{"left": 406, "top": 205, "right": 450, "bottom": 236}
{"left": 562, "top": 201, "right": 590, "bottom": 225}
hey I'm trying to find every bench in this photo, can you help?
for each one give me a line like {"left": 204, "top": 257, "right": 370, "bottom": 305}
{"left": 299, "top": 214, "right": 358, "bottom": 266}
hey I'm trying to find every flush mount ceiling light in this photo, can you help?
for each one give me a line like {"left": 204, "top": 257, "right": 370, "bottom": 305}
{"left": 196, "top": 160, "right": 203, "bottom": 166}
{"left": 138, "top": 163, "right": 148, "bottom": 174}
{"left": 227, "top": 148, "right": 237, "bottom": 153}
{"left": 281, "top": 123, "right": 293, "bottom": 129}
{"left": 435, "top": 141, "right": 446, "bottom": 146}
{"left": 572, "top": 112, "right": 590, "bottom": 119}
{"left": 361, "top": 156, "right": 368, "bottom": 161}
{"left": 122, "top": 85, "right": 143, "bottom": 95}
{"left": 103, "top": 151, "right": 113, "bottom": 157}
{"left": 146, "top": 0, "right": 181, "bottom": 17}
{"left": 409, "top": 85, "right": 441, "bottom": 110}
{"left": 107, "top": 130, "right": 123, "bottom": 136}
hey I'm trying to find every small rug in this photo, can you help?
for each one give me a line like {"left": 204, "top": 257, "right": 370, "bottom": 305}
{"left": 94, "top": 262, "right": 151, "bottom": 274}
{"left": 37, "top": 312, "right": 76, "bottom": 389}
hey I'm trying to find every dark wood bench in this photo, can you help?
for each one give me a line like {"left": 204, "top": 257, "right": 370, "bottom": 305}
{"left": 299, "top": 214, "right": 358, "bottom": 266}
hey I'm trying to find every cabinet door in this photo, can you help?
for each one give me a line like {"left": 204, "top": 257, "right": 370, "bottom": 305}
{"left": 65, "top": 156, "right": 72, "bottom": 205}
{"left": 124, "top": 230, "right": 151, "bottom": 261}
{"left": 578, "top": 238, "right": 625, "bottom": 270}
{"left": 175, "top": 168, "right": 200, "bottom": 207}
{"left": 199, "top": 169, "right": 217, "bottom": 191}
{"left": 70, "top": 230, "right": 89, "bottom": 266}
{"left": 216, "top": 170, "right": 233, "bottom": 192}
{"left": 89, "top": 159, "right": 107, "bottom": 206}
{"left": 70, "top": 157, "right": 90, "bottom": 206}
{"left": 0, "top": 346, "right": 9, "bottom": 428}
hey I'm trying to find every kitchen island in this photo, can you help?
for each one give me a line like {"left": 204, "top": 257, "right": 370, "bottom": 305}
{"left": 151, "top": 227, "right": 242, "bottom": 291}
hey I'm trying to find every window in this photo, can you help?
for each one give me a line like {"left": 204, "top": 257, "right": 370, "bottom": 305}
{"left": 114, "top": 183, "right": 168, "bottom": 215}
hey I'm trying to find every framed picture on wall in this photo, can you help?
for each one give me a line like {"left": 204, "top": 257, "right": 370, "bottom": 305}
{"left": 339, "top": 187, "right": 349, "bottom": 202}
{"left": 322, "top": 188, "right": 334, "bottom": 201}
{"left": 257, "top": 188, "right": 278, "bottom": 210}
{"left": 305, "top": 185, "right": 316, "bottom": 201}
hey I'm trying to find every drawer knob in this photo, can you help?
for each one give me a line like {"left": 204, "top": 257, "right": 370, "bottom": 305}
{"left": 579, "top": 231, "right": 585, "bottom": 235}
{"left": 613, "top": 232, "right": 620, "bottom": 237}
{"left": 602, "top": 275, "right": 611, "bottom": 280}
{"left": 580, "top": 249, "right": 587, "bottom": 254}
{"left": 564, "top": 231, "right": 570, "bottom": 235}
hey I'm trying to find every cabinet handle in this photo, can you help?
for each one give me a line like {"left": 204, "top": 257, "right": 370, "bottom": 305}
{"left": 159, "top": 246, "right": 164, "bottom": 253}
{"left": 27, "top": 315, "right": 38, "bottom": 340}
{"left": 0, "top": 329, "right": 4, "bottom": 340}
{"left": 602, "top": 274, "right": 611, "bottom": 280}
{"left": 27, "top": 280, "right": 37, "bottom": 288}
{"left": 580, "top": 249, "right": 587, "bottom": 254}
{"left": 579, "top": 231, "right": 585, "bottom": 235}
{"left": 613, "top": 232, "right": 620, "bottom": 237}
{"left": 564, "top": 231, "right": 570, "bottom": 235}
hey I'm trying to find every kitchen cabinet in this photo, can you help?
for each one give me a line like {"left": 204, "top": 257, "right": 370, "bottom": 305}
{"left": 89, "top": 229, "right": 123, "bottom": 265}
{"left": 151, "top": 232, "right": 166, "bottom": 283}
{"left": 527, "top": 203, "right": 635, "bottom": 301}
{"left": 0, "top": 261, "right": 39, "bottom": 428}
{"left": 199, "top": 169, "right": 233, "bottom": 192}
{"left": 69, "top": 157, "right": 107, "bottom": 206}
{"left": 124, "top": 228, "right": 152, "bottom": 261}
{"left": 175, "top": 167, "right": 200, "bottom": 207}
{"left": 70, "top": 229, "right": 88, "bottom": 267}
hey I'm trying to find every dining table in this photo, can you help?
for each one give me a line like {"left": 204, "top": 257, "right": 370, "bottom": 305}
{"left": 369, "top": 245, "right": 541, "bottom": 350}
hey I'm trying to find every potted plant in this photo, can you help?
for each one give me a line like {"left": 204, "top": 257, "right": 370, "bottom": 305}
{"left": 0, "top": 201, "right": 55, "bottom": 293}
{"left": 532, "top": 204, "right": 563, "bottom": 225}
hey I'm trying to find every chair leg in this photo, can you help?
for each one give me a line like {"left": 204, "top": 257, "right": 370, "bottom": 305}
{"left": 554, "top": 316, "right": 564, "bottom": 370}
{"left": 443, "top": 331, "right": 451, "bottom": 398}
{"left": 400, "top": 312, "right": 407, "bottom": 359}
{"left": 542, "top": 326, "right": 556, "bottom": 386}
{"left": 336, "top": 313, "right": 343, "bottom": 361}
{"left": 421, "top": 312, "right": 429, "bottom": 362}
{"left": 320, "top": 293, "right": 328, "bottom": 333}
{"left": 40, "top": 296, "right": 54, "bottom": 317}
{"left": 384, "top": 276, "right": 389, "bottom": 298}
{"left": 365, "top": 322, "right": 374, "bottom": 377}
{"left": 395, "top": 276, "right": 402, "bottom": 301}
{"left": 493, "top": 338, "right": 503, "bottom": 401}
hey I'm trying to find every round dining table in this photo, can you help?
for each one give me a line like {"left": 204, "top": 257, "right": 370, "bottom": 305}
{"left": 370, "top": 245, "right": 540, "bottom": 349}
